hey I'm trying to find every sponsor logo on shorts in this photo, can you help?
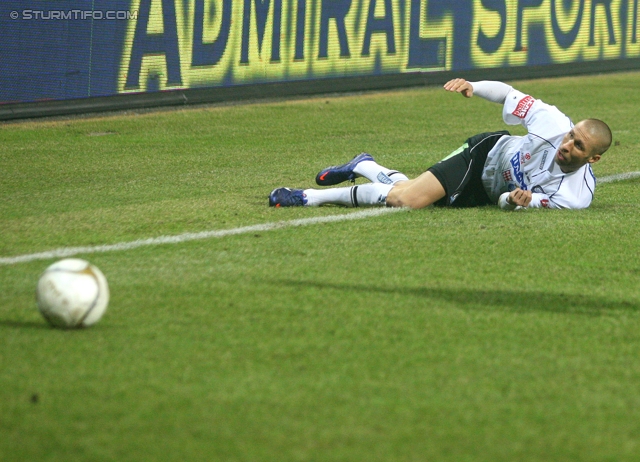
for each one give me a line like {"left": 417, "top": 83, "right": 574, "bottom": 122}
{"left": 512, "top": 96, "right": 535, "bottom": 119}
{"left": 541, "top": 199, "right": 550, "bottom": 208}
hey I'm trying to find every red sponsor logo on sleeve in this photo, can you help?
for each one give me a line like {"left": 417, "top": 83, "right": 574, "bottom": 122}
{"left": 512, "top": 95, "right": 535, "bottom": 119}
{"left": 541, "top": 199, "right": 550, "bottom": 208}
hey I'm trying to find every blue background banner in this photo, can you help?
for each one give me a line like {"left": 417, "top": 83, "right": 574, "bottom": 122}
{"left": 1, "top": 0, "right": 638, "bottom": 105}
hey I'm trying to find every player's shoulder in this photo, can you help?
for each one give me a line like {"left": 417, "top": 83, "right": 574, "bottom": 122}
{"left": 507, "top": 90, "right": 536, "bottom": 119}
{"left": 503, "top": 89, "right": 570, "bottom": 132}
{"left": 556, "top": 165, "right": 596, "bottom": 208}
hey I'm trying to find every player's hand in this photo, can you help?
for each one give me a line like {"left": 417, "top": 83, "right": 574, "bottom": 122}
{"left": 508, "top": 188, "right": 532, "bottom": 207}
{"left": 444, "top": 78, "right": 474, "bottom": 98}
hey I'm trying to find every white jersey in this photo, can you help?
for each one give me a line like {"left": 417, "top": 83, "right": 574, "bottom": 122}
{"left": 481, "top": 89, "right": 596, "bottom": 209}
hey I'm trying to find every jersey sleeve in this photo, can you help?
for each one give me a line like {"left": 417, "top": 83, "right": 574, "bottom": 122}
{"left": 497, "top": 192, "right": 558, "bottom": 210}
{"left": 502, "top": 89, "right": 572, "bottom": 137}
{"left": 470, "top": 81, "right": 513, "bottom": 104}
{"left": 525, "top": 191, "right": 592, "bottom": 210}
{"left": 527, "top": 193, "right": 557, "bottom": 209}
{"left": 499, "top": 187, "right": 593, "bottom": 211}
{"left": 498, "top": 192, "right": 564, "bottom": 210}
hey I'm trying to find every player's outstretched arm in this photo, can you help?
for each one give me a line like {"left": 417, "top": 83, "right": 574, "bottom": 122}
{"left": 444, "top": 79, "right": 513, "bottom": 104}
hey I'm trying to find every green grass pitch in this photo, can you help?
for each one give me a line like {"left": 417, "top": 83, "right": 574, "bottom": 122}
{"left": 1, "top": 72, "right": 639, "bottom": 461}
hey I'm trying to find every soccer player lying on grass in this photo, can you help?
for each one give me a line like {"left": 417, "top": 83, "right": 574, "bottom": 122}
{"left": 269, "top": 78, "right": 612, "bottom": 210}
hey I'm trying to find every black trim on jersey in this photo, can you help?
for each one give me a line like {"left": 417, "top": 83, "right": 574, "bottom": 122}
{"left": 548, "top": 176, "right": 564, "bottom": 200}
{"left": 526, "top": 115, "right": 573, "bottom": 162}
{"left": 584, "top": 168, "right": 595, "bottom": 199}
{"left": 531, "top": 167, "right": 595, "bottom": 204}
{"left": 530, "top": 170, "right": 547, "bottom": 180}
{"left": 528, "top": 132, "right": 559, "bottom": 151}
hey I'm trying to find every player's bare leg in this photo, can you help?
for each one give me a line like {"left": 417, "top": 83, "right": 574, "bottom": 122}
{"left": 269, "top": 171, "right": 445, "bottom": 208}
{"left": 385, "top": 171, "right": 446, "bottom": 209}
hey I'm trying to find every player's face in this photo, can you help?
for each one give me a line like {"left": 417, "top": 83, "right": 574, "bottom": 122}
{"left": 555, "top": 121, "right": 602, "bottom": 173}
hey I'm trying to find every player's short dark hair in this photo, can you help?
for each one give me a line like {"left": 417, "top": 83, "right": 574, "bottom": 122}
{"left": 585, "top": 118, "right": 612, "bottom": 156}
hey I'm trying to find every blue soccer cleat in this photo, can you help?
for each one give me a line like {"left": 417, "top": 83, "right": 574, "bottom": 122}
{"left": 315, "top": 152, "right": 375, "bottom": 186}
{"left": 269, "top": 188, "right": 307, "bottom": 207}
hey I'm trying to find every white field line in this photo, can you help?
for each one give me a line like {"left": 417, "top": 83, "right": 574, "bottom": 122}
{"left": 598, "top": 171, "right": 640, "bottom": 183}
{"left": 0, "top": 207, "right": 405, "bottom": 266}
{"left": 1, "top": 171, "right": 638, "bottom": 267}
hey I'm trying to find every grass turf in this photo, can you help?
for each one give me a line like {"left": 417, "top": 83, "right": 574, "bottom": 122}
{"left": 1, "top": 72, "right": 639, "bottom": 461}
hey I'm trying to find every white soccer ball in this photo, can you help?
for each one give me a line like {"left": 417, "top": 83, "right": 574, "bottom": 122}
{"left": 36, "top": 258, "right": 110, "bottom": 328}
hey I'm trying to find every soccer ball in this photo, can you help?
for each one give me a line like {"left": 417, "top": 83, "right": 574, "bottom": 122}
{"left": 36, "top": 258, "right": 110, "bottom": 328}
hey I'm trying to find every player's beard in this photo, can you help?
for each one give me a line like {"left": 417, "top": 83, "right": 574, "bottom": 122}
{"left": 555, "top": 150, "right": 580, "bottom": 173}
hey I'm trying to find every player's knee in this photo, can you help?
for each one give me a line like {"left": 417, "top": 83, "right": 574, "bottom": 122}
{"left": 386, "top": 172, "right": 445, "bottom": 209}
{"left": 386, "top": 188, "right": 427, "bottom": 209}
